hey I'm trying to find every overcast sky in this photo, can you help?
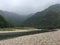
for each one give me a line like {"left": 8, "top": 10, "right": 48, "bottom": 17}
{"left": 0, "top": 0, "right": 60, "bottom": 15}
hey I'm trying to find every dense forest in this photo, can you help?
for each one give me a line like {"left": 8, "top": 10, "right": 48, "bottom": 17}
{"left": 0, "top": 15, "right": 13, "bottom": 28}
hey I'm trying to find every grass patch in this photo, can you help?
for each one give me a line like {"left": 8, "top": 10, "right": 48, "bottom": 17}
{"left": 0, "top": 28, "right": 15, "bottom": 31}
{"left": 0, "top": 27, "right": 36, "bottom": 31}
{"left": 15, "top": 27, "right": 36, "bottom": 30}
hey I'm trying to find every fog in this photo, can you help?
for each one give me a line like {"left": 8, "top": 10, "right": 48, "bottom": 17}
{"left": 0, "top": 0, "right": 60, "bottom": 15}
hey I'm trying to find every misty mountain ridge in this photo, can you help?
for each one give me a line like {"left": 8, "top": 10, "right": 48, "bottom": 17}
{"left": 0, "top": 10, "right": 32, "bottom": 26}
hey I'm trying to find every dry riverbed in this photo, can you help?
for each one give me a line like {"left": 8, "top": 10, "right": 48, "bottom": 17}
{"left": 0, "top": 29, "right": 60, "bottom": 45}
{"left": 0, "top": 29, "right": 39, "bottom": 33}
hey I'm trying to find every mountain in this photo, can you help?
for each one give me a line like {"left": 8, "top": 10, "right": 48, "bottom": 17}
{"left": 0, "top": 10, "right": 28, "bottom": 26}
{"left": 22, "top": 4, "right": 60, "bottom": 29}
{"left": 0, "top": 15, "right": 12, "bottom": 28}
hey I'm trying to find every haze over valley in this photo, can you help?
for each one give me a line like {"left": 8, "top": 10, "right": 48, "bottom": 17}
{"left": 0, "top": 0, "right": 60, "bottom": 15}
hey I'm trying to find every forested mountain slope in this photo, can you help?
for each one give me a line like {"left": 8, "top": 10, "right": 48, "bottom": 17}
{"left": 22, "top": 4, "right": 60, "bottom": 29}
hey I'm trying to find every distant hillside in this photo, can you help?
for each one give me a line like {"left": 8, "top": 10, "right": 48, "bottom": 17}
{"left": 22, "top": 4, "right": 60, "bottom": 29}
{"left": 0, "top": 10, "right": 29, "bottom": 26}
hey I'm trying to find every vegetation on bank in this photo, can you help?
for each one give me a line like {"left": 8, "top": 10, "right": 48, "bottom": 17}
{"left": 0, "top": 15, "right": 15, "bottom": 31}
{"left": 0, "top": 28, "right": 15, "bottom": 31}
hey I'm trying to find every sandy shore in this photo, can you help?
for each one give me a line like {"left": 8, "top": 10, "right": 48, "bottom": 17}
{"left": 0, "top": 29, "right": 39, "bottom": 33}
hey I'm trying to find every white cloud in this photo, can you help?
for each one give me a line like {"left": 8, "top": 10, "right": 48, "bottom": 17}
{"left": 0, "top": 0, "right": 59, "bottom": 15}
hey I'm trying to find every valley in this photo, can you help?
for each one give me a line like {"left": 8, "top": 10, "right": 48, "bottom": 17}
{"left": 0, "top": 4, "right": 60, "bottom": 45}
